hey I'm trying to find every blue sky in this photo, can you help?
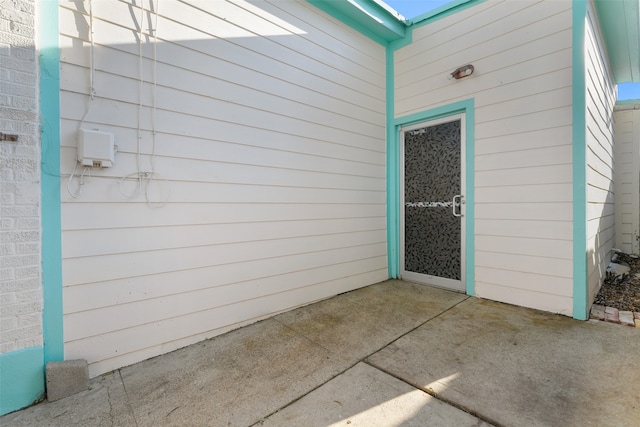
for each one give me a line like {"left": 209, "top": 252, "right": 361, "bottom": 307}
{"left": 383, "top": 0, "right": 451, "bottom": 19}
{"left": 619, "top": 83, "right": 640, "bottom": 100}
{"left": 383, "top": 0, "right": 640, "bottom": 100}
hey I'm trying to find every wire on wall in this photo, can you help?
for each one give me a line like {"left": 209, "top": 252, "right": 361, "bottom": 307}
{"left": 80, "top": 0, "right": 96, "bottom": 126}
{"left": 67, "top": 0, "right": 96, "bottom": 199}
{"left": 66, "top": 162, "right": 91, "bottom": 199}
{"left": 117, "top": 0, "right": 168, "bottom": 208}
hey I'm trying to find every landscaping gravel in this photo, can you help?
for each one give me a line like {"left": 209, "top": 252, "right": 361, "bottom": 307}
{"left": 594, "top": 252, "right": 640, "bottom": 312}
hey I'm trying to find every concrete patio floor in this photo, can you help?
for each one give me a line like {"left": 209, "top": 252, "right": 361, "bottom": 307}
{"left": 2, "top": 279, "right": 639, "bottom": 426}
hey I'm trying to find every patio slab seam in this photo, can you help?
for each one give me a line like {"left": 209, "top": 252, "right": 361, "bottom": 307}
{"left": 363, "top": 360, "right": 502, "bottom": 427}
{"left": 116, "top": 370, "right": 136, "bottom": 426}
{"left": 272, "top": 293, "right": 472, "bottom": 364}
{"left": 255, "top": 295, "right": 473, "bottom": 425}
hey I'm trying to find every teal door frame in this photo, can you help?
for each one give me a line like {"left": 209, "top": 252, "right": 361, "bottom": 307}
{"left": 388, "top": 99, "right": 476, "bottom": 296}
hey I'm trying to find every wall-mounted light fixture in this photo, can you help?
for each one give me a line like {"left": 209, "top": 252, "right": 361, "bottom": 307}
{"left": 449, "top": 64, "right": 474, "bottom": 80}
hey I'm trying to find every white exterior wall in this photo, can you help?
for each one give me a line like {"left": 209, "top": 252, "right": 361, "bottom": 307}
{"left": 59, "top": 0, "right": 387, "bottom": 376}
{"left": 585, "top": 2, "right": 616, "bottom": 304}
{"left": 614, "top": 107, "right": 640, "bottom": 255}
{"left": 395, "top": 0, "right": 574, "bottom": 315}
{"left": 0, "top": 0, "right": 43, "bottom": 353}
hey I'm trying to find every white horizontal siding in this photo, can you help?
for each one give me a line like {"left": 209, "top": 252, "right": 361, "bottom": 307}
{"left": 614, "top": 109, "right": 640, "bottom": 254}
{"left": 64, "top": 251, "right": 387, "bottom": 342}
{"left": 67, "top": 269, "right": 384, "bottom": 376}
{"left": 62, "top": 231, "right": 386, "bottom": 286}
{"left": 61, "top": 203, "right": 385, "bottom": 233}
{"left": 476, "top": 219, "right": 573, "bottom": 241}
{"left": 59, "top": 65, "right": 384, "bottom": 139}
{"left": 59, "top": 143, "right": 385, "bottom": 191}
{"left": 470, "top": 283, "right": 573, "bottom": 315}
{"left": 59, "top": 0, "right": 387, "bottom": 377}
{"left": 585, "top": 2, "right": 616, "bottom": 305}
{"left": 64, "top": 237, "right": 386, "bottom": 314}
{"left": 395, "top": 0, "right": 574, "bottom": 315}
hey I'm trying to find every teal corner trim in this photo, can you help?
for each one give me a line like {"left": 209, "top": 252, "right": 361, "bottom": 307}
{"left": 390, "top": 99, "right": 475, "bottom": 295}
{"left": 465, "top": 102, "right": 475, "bottom": 297}
{"left": 40, "top": 0, "right": 64, "bottom": 362}
{"left": 0, "top": 347, "right": 45, "bottom": 415}
{"left": 389, "top": 29, "right": 412, "bottom": 51}
{"left": 386, "top": 49, "right": 399, "bottom": 278}
{"left": 572, "top": 0, "right": 588, "bottom": 320}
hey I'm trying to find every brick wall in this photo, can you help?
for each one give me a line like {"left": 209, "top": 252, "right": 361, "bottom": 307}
{"left": 0, "top": 0, "right": 43, "bottom": 353}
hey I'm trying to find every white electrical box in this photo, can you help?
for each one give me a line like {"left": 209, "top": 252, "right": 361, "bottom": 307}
{"left": 77, "top": 128, "right": 115, "bottom": 167}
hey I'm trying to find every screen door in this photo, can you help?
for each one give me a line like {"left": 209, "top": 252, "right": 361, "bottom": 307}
{"left": 400, "top": 115, "right": 465, "bottom": 292}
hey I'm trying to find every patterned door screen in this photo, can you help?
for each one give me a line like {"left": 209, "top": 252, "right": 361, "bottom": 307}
{"left": 403, "top": 119, "right": 461, "bottom": 280}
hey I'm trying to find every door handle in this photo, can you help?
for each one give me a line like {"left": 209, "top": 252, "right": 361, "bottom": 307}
{"left": 452, "top": 195, "right": 464, "bottom": 217}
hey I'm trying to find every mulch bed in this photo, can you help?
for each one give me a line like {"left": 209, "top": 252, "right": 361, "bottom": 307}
{"left": 593, "top": 252, "right": 640, "bottom": 312}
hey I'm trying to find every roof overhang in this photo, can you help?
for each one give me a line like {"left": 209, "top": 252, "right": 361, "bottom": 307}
{"left": 594, "top": 0, "right": 640, "bottom": 83}
{"left": 308, "top": 0, "right": 640, "bottom": 84}
{"left": 307, "top": 0, "right": 407, "bottom": 44}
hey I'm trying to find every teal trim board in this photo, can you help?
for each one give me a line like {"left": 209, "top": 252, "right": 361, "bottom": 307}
{"left": 40, "top": 0, "right": 64, "bottom": 361}
{"left": 391, "top": 99, "right": 475, "bottom": 295}
{"left": 572, "top": 0, "right": 588, "bottom": 320}
{"left": 386, "top": 49, "right": 399, "bottom": 278}
{"left": 0, "top": 347, "right": 44, "bottom": 415}
{"left": 465, "top": 102, "right": 475, "bottom": 297}
{"left": 306, "top": 0, "right": 406, "bottom": 45}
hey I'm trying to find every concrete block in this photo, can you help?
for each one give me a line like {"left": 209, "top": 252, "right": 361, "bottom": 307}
{"left": 619, "top": 311, "right": 635, "bottom": 327}
{"left": 590, "top": 304, "right": 605, "bottom": 320}
{"left": 634, "top": 312, "right": 640, "bottom": 320}
{"left": 635, "top": 319, "right": 640, "bottom": 328}
{"left": 46, "top": 360, "right": 89, "bottom": 402}
{"left": 604, "top": 306, "right": 619, "bottom": 324}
